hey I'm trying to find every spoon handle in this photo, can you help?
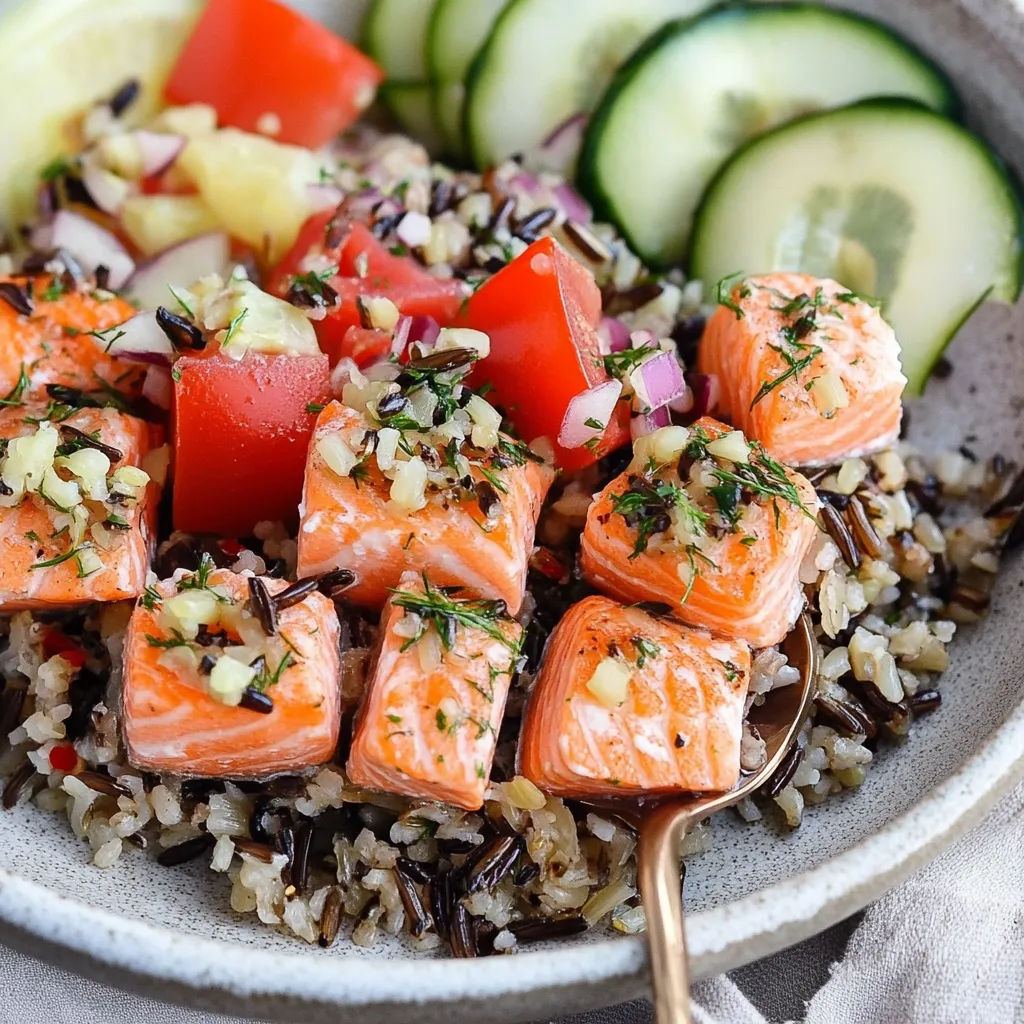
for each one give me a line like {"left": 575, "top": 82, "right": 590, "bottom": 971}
{"left": 638, "top": 802, "right": 698, "bottom": 1024}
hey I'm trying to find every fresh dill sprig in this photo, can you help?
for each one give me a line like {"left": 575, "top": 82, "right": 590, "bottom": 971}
{"left": 714, "top": 271, "right": 750, "bottom": 319}
{"left": 390, "top": 575, "right": 518, "bottom": 654}
{"left": 632, "top": 636, "right": 660, "bottom": 669}
{"left": 144, "top": 629, "right": 192, "bottom": 650}
{"left": 176, "top": 552, "right": 219, "bottom": 594}
{"left": 252, "top": 650, "right": 295, "bottom": 693}
{"left": 0, "top": 365, "right": 30, "bottom": 407}
{"left": 611, "top": 475, "right": 709, "bottom": 559}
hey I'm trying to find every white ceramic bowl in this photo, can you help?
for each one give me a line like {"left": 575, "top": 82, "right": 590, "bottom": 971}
{"left": 1, "top": 0, "right": 1024, "bottom": 1020}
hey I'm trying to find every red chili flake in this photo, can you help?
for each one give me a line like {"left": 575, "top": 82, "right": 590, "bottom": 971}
{"left": 42, "top": 630, "right": 86, "bottom": 668}
{"left": 530, "top": 547, "right": 568, "bottom": 582}
{"left": 218, "top": 539, "right": 244, "bottom": 558}
{"left": 48, "top": 744, "right": 79, "bottom": 773}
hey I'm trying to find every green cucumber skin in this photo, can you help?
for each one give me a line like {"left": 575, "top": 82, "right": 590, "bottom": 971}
{"left": 688, "top": 98, "right": 1024, "bottom": 395}
{"left": 577, "top": 2, "right": 962, "bottom": 270}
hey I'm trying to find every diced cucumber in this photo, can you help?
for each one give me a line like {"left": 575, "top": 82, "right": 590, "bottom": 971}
{"left": 362, "top": 0, "right": 438, "bottom": 81}
{"left": 578, "top": 3, "right": 958, "bottom": 269}
{"left": 427, "top": 0, "right": 507, "bottom": 161}
{"left": 464, "top": 0, "right": 713, "bottom": 170}
{"left": 689, "top": 99, "right": 1023, "bottom": 394}
{"left": 379, "top": 83, "right": 446, "bottom": 157}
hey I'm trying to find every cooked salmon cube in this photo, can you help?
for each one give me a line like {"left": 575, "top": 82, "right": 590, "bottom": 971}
{"left": 580, "top": 417, "right": 819, "bottom": 648}
{"left": 0, "top": 276, "right": 145, "bottom": 398}
{"left": 346, "top": 571, "right": 522, "bottom": 810}
{"left": 520, "top": 596, "right": 751, "bottom": 796}
{"left": 698, "top": 272, "right": 906, "bottom": 466}
{"left": 297, "top": 400, "right": 553, "bottom": 613}
{"left": 122, "top": 566, "right": 342, "bottom": 777}
{"left": 0, "top": 404, "right": 163, "bottom": 611}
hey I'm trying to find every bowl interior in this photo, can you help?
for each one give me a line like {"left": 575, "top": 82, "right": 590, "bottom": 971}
{"left": 1, "top": 0, "right": 1024, "bottom": 1020}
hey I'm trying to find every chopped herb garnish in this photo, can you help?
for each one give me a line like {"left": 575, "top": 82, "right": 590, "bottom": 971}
{"left": 139, "top": 584, "right": 162, "bottom": 611}
{"left": 167, "top": 285, "right": 195, "bottom": 318}
{"left": 222, "top": 308, "right": 249, "bottom": 345}
{"left": 603, "top": 345, "right": 654, "bottom": 379}
{"left": 176, "top": 552, "right": 218, "bottom": 593}
{"left": 144, "top": 629, "right": 192, "bottom": 650}
{"left": 611, "top": 475, "right": 709, "bottom": 558}
{"left": 42, "top": 280, "right": 65, "bottom": 302}
{"left": 715, "top": 271, "right": 750, "bottom": 319}
{"left": 583, "top": 417, "right": 605, "bottom": 430}
{"left": 25, "top": 531, "right": 41, "bottom": 544}
{"left": 253, "top": 650, "right": 295, "bottom": 693}
{"left": 306, "top": 402, "right": 325, "bottom": 414}
{"left": 40, "top": 156, "right": 72, "bottom": 181}
{"left": 0, "top": 365, "right": 30, "bottom": 407}
{"left": 386, "top": 713, "right": 403, "bottom": 724}
{"left": 749, "top": 345, "right": 822, "bottom": 409}
{"left": 632, "top": 636, "right": 660, "bottom": 669}
{"left": 29, "top": 547, "right": 82, "bottom": 570}
{"left": 390, "top": 574, "right": 518, "bottom": 654}
{"left": 475, "top": 763, "right": 485, "bottom": 779}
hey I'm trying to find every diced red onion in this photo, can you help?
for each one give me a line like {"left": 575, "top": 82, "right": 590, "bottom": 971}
{"left": 127, "top": 232, "right": 230, "bottom": 310}
{"left": 534, "top": 113, "right": 586, "bottom": 176}
{"left": 102, "top": 310, "right": 174, "bottom": 365}
{"left": 391, "top": 314, "right": 440, "bottom": 359}
{"left": 33, "top": 210, "right": 134, "bottom": 290}
{"left": 330, "top": 358, "right": 360, "bottom": 396}
{"left": 81, "top": 161, "right": 131, "bottom": 216}
{"left": 509, "top": 171, "right": 542, "bottom": 197}
{"left": 133, "top": 131, "right": 186, "bottom": 177}
{"left": 142, "top": 365, "right": 173, "bottom": 409}
{"left": 553, "top": 183, "right": 591, "bottom": 224}
{"left": 307, "top": 183, "right": 344, "bottom": 212}
{"left": 631, "top": 404, "right": 672, "bottom": 440}
{"left": 628, "top": 351, "right": 685, "bottom": 410}
{"left": 597, "top": 316, "right": 630, "bottom": 354}
{"left": 558, "top": 380, "right": 622, "bottom": 449}
{"left": 669, "top": 386, "right": 694, "bottom": 415}
{"left": 686, "top": 373, "right": 721, "bottom": 421}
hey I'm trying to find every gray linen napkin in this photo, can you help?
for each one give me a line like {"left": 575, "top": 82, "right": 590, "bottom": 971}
{"left": 0, "top": 779, "right": 1020, "bottom": 1024}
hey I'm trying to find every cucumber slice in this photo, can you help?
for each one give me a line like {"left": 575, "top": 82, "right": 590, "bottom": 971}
{"left": 578, "top": 3, "right": 958, "bottom": 269}
{"left": 0, "top": 0, "right": 203, "bottom": 233}
{"left": 427, "top": 0, "right": 507, "bottom": 161}
{"left": 362, "top": 0, "right": 438, "bottom": 81}
{"left": 464, "top": 0, "right": 713, "bottom": 170}
{"left": 379, "top": 82, "right": 446, "bottom": 157}
{"left": 689, "top": 100, "right": 1022, "bottom": 394}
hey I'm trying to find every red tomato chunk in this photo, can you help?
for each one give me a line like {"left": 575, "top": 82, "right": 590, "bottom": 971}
{"left": 172, "top": 351, "right": 330, "bottom": 536}
{"left": 465, "top": 237, "right": 629, "bottom": 471}
{"left": 165, "top": 0, "right": 383, "bottom": 149}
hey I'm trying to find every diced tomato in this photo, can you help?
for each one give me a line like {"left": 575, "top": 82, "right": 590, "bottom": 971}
{"left": 465, "top": 237, "right": 629, "bottom": 472}
{"left": 172, "top": 351, "right": 330, "bottom": 536}
{"left": 164, "top": 0, "right": 383, "bottom": 149}
{"left": 338, "top": 327, "right": 392, "bottom": 368}
{"left": 268, "top": 215, "right": 467, "bottom": 365}
{"left": 42, "top": 630, "right": 87, "bottom": 668}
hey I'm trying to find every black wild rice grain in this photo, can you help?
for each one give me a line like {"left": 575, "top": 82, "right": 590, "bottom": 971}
{"left": 515, "top": 207, "right": 556, "bottom": 242}
{"left": 604, "top": 281, "right": 663, "bottom": 316}
{"left": 157, "top": 832, "right": 216, "bottom": 866}
{"left": 488, "top": 197, "right": 515, "bottom": 236}
{"left": 816, "top": 489, "right": 850, "bottom": 510}
{"left": 906, "top": 475, "right": 942, "bottom": 516}
{"left": 513, "top": 861, "right": 540, "bottom": 887}
{"left": 430, "top": 870, "right": 454, "bottom": 940}
{"left": 64, "top": 668, "right": 106, "bottom": 742}
{"left": 909, "top": 689, "right": 942, "bottom": 714}
{"left": 0, "top": 687, "right": 26, "bottom": 741}
{"left": 466, "top": 835, "right": 523, "bottom": 894}
{"left": 94, "top": 265, "right": 111, "bottom": 292}
{"left": 763, "top": 743, "right": 801, "bottom": 798}
{"left": 0, "top": 282, "right": 34, "bottom": 317}
{"left": 508, "top": 915, "right": 588, "bottom": 944}
{"left": 819, "top": 503, "right": 860, "bottom": 570}
{"left": 393, "top": 862, "right": 433, "bottom": 938}
{"left": 198, "top": 654, "right": 217, "bottom": 675}
{"left": 108, "top": 78, "right": 141, "bottom": 117}
{"left": 436, "top": 837, "right": 475, "bottom": 855}
{"left": 76, "top": 771, "right": 131, "bottom": 799}
{"left": 931, "top": 356, "right": 954, "bottom": 380}
{"left": 247, "top": 576, "right": 278, "bottom": 636}
{"left": 180, "top": 778, "right": 224, "bottom": 804}
{"left": 234, "top": 837, "right": 278, "bottom": 863}
{"left": 449, "top": 900, "right": 477, "bottom": 958}
{"left": 481, "top": 256, "right": 506, "bottom": 274}
{"left": 58, "top": 425, "right": 123, "bottom": 463}
{"left": 275, "top": 573, "right": 338, "bottom": 609}
{"left": 404, "top": 347, "right": 476, "bottom": 373}
{"left": 318, "top": 886, "right": 343, "bottom": 947}
{"left": 376, "top": 391, "right": 411, "bottom": 419}
{"left": 275, "top": 822, "right": 295, "bottom": 866}
{"left": 249, "top": 798, "right": 277, "bottom": 845}
{"left": 291, "top": 819, "right": 314, "bottom": 893}
{"left": 155, "top": 306, "right": 205, "bottom": 350}
{"left": 844, "top": 497, "right": 882, "bottom": 559}
{"left": 396, "top": 857, "right": 435, "bottom": 884}
{"left": 814, "top": 695, "right": 868, "bottom": 738}
{"left": 562, "top": 220, "right": 612, "bottom": 264}
{"left": 429, "top": 179, "right": 454, "bottom": 218}
{"left": 356, "top": 803, "right": 397, "bottom": 840}
{"left": 2, "top": 762, "right": 36, "bottom": 810}
{"left": 125, "top": 832, "right": 148, "bottom": 850}
{"left": 239, "top": 686, "right": 274, "bottom": 714}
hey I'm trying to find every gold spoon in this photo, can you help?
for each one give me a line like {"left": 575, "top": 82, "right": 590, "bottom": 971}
{"left": 579, "top": 613, "right": 818, "bottom": 1024}
{"left": 638, "top": 613, "right": 818, "bottom": 1024}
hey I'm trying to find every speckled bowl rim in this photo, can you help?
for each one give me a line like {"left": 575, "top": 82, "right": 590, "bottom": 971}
{"left": 1, "top": 694, "right": 1022, "bottom": 1009}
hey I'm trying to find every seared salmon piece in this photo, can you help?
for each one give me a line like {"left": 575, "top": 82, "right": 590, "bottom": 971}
{"left": 698, "top": 273, "right": 906, "bottom": 466}
{"left": 520, "top": 596, "right": 750, "bottom": 796}
{"left": 346, "top": 571, "right": 522, "bottom": 810}
{"left": 0, "top": 404, "right": 162, "bottom": 611}
{"left": 297, "top": 401, "right": 553, "bottom": 613}
{"left": 122, "top": 565, "right": 342, "bottom": 777}
{"left": 580, "top": 418, "right": 819, "bottom": 648}
{"left": 0, "top": 276, "right": 145, "bottom": 398}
